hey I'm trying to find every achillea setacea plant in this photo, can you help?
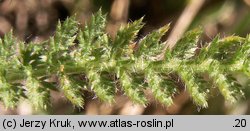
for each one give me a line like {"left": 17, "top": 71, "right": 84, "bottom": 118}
{"left": 0, "top": 10, "right": 248, "bottom": 110}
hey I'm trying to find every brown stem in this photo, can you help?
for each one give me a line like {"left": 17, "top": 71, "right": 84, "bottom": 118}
{"left": 165, "top": 0, "right": 205, "bottom": 50}
{"left": 106, "top": 0, "right": 130, "bottom": 38}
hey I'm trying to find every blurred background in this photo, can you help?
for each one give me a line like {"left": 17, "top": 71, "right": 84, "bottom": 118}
{"left": 0, "top": 0, "right": 250, "bottom": 115}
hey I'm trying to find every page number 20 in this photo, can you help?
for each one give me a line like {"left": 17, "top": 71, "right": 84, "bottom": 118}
{"left": 233, "top": 119, "right": 246, "bottom": 127}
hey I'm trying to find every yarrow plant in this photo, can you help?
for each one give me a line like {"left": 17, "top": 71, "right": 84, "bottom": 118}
{"left": 0, "top": 10, "right": 248, "bottom": 110}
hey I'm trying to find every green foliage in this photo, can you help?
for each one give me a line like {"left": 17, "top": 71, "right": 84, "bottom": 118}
{"left": 0, "top": 10, "right": 248, "bottom": 110}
